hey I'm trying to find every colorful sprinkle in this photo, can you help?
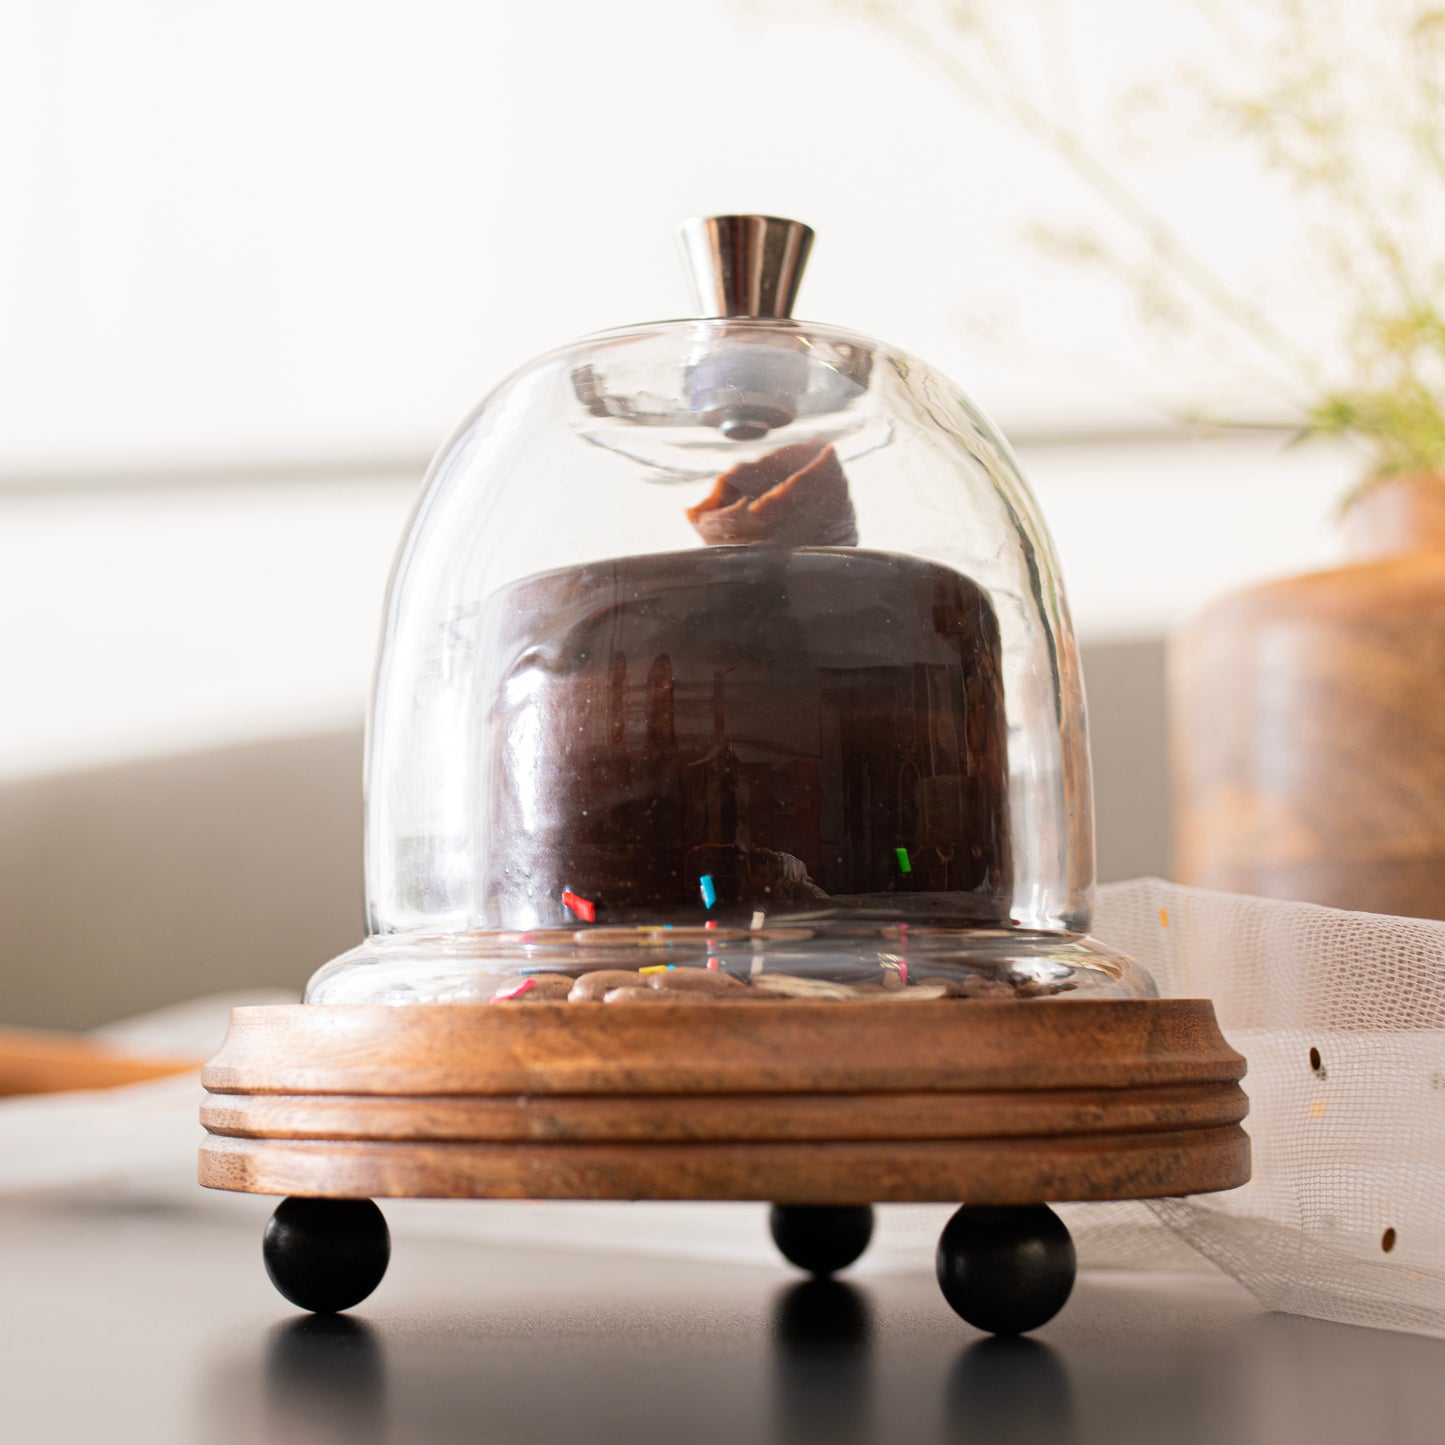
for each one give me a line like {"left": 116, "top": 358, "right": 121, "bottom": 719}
{"left": 491, "top": 978, "right": 536, "bottom": 1002}
{"left": 705, "top": 919, "right": 718, "bottom": 930}
{"left": 639, "top": 964, "right": 675, "bottom": 975}
{"left": 1159, "top": 906, "right": 1170, "bottom": 929}
{"left": 895, "top": 847, "right": 912, "bottom": 874}
{"left": 706, "top": 956, "right": 721, "bottom": 971}
{"left": 699, "top": 874, "right": 717, "bottom": 908}
{"left": 562, "top": 891, "right": 596, "bottom": 922}
{"left": 750, "top": 910, "right": 765, "bottom": 931}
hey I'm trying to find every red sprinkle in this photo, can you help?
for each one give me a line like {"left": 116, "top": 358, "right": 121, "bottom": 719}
{"left": 562, "top": 891, "right": 596, "bottom": 922}
{"left": 492, "top": 978, "right": 536, "bottom": 1002}
{"left": 705, "top": 919, "right": 718, "bottom": 930}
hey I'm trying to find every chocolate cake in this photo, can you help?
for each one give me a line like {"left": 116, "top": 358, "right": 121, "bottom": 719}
{"left": 477, "top": 545, "right": 1011, "bottom": 929}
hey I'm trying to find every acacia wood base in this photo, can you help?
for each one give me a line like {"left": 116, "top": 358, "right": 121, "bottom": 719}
{"left": 199, "top": 999, "right": 1249, "bottom": 1206}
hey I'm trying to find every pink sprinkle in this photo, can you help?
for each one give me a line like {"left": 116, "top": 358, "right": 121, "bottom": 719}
{"left": 899, "top": 960, "right": 909, "bottom": 985}
{"left": 562, "top": 891, "right": 596, "bottom": 922}
{"left": 492, "top": 978, "right": 536, "bottom": 1002}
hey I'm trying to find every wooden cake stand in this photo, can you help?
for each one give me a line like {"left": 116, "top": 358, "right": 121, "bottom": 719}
{"left": 200, "top": 998, "right": 1249, "bottom": 1334}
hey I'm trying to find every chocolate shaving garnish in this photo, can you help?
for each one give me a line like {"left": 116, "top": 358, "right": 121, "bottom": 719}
{"left": 686, "top": 439, "right": 858, "bottom": 546}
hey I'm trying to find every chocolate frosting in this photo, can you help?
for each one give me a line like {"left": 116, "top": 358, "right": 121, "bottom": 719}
{"left": 477, "top": 546, "right": 1010, "bottom": 929}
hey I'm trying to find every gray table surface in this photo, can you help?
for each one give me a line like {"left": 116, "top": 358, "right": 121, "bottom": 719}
{"left": 4, "top": 1193, "right": 1442, "bottom": 1445}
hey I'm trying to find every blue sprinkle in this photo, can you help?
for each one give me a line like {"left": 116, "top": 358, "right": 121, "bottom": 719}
{"left": 699, "top": 874, "right": 717, "bottom": 909}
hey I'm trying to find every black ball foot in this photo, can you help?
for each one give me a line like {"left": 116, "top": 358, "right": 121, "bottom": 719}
{"left": 769, "top": 1204, "right": 874, "bottom": 1275}
{"left": 935, "top": 1204, "right": 1076, "bottom": 1335}
{"left": 263, "top": 1197, "right": 391, "bottom": 1314}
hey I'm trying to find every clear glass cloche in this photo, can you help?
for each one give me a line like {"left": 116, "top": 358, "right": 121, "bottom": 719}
{"left": 307, "top": 216, "right": 1153, "bottom": 1006}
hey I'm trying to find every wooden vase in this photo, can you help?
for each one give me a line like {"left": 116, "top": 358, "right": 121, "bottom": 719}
{"left": 1171, "top": 474, "right": 1445, "bottom": 918}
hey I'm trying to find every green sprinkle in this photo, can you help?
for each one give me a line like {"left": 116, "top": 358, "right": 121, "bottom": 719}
{"left": 895, "top": 848, "right": 912, "bottom": 874}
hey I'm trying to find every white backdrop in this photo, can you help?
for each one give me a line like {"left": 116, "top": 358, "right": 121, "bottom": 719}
{"left": 0, "top": 2, "right": 1360, "bottom": 779}
{"left": 2, "top": 0, "right": 1315, "bottom": 475}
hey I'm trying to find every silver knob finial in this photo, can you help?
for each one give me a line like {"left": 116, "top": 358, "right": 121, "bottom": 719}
{"left": 677, "top": 215, "right": 814, "bottom": 319}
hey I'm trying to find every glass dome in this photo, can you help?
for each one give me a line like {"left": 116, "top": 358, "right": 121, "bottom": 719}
{"left": 308, "top": 216, "right": 1153, "bottom": 1006}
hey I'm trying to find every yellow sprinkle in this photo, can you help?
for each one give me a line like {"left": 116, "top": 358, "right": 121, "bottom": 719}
{"left": 1159, "top": 907, "right": 1170, "bottom": 929}
{"left": 1309, "top": 1100, "right": 1327, "bottom": 1119}
{"left": 639, "top": 964, "right": 672, "bottom": 975}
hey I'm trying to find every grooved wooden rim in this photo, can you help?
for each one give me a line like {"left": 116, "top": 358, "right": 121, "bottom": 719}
{"left": 198, "top": 1000, "right": 1250, "bottom": 1205}
{"left": 201, "top": 999, "right": 1246, "bottom": 1097}
{"left": 199, "top": 1127, "right": 1249, "bottom": 1205}
{"left": 201, "top": 1082, "right": 1248, "bottom": 1144}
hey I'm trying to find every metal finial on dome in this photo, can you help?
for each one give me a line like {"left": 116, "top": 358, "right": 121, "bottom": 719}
{"left": 677, "top": 215, "right": 814, "bottom": 320}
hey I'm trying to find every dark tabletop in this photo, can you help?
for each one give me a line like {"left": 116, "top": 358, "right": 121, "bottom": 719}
{"left": 4, "top": 1193, "right": 1442, "bottom": 1445}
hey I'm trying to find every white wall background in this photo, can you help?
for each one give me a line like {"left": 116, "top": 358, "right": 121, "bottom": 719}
{"left": 3, "top": 0, "right": 1394, "bottom": 1024}
{"left": 3, "top": 0, "right": 1329, "bottom": 474}
{"left": 1, "top": 0, "right": 1360, "bottom": 781}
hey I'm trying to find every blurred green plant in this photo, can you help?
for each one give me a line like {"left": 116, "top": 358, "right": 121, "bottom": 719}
{"left": 845, "top": 0, "right": 1445, "bottom": 493}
